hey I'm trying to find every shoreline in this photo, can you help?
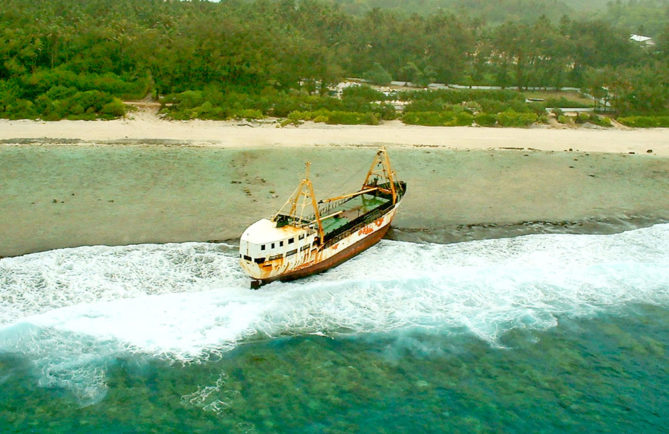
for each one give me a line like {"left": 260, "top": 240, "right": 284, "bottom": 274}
{"left": 1, "top": 118, "right": 668, "bottom": 156}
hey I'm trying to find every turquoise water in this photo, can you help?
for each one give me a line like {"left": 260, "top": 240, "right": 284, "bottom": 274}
{"left": 1, "top": 225, "right": 668, "bottom": 432}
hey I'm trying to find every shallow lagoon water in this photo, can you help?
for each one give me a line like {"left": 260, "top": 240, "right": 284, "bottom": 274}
{"left": 1, "top": 224, "right": 668, "bottom": 431}
{"left": 2, "top": 144, "right": 668, "bottom": 256}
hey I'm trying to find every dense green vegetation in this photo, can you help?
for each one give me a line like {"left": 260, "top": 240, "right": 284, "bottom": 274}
{"left": 0, "top": 0, "right": 666, "bottom": 124}
{"left": 331, "top": 0, "right": 669, "bottom": 35}
{"left": 334, "top": 0, "right": 581, "bottom": 24}
{"left": 617, "top": 115, "right": 669, "bottom": 127}
{"left": 163, "top": 84, "right": 609, "bottom": 127}
{"left": 600, "top": 0, "right": 669, "bottom": 37}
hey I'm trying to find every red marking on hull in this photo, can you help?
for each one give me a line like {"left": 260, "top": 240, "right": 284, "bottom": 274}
{"left": 358, "top": 226, "right": 373, "bottom": 235}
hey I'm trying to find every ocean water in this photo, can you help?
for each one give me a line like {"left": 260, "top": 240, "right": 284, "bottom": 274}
{"left": 0, "top": 225, "right": 668, "bottom": 432}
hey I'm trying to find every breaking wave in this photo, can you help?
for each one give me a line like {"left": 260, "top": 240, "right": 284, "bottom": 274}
{"left": 1, "top": 225, "right": 668, "bottom": 405}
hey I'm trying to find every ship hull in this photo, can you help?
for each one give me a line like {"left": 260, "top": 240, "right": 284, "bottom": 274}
{"left": 262, "top": 222, "right": 390, "bottom": 285}
{"left": 245, "top": 203, "right": 400, "bottom": 287}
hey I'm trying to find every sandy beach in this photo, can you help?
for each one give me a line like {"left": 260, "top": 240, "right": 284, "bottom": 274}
{"left": 1, "top": 118, "right": 668, "bottom": 257}
{"left": 1, "top": 116, "right": 668, "bottom": 155}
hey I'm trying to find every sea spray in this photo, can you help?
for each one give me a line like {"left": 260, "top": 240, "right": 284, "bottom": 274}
{"left": 0, "top": 242, "right": 243, "bottom": 325}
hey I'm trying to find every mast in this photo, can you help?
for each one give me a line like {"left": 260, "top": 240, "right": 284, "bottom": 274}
{"left": 274, "top": 162, "right": 325, "bottom": 243}
{"left": 362, "top": 147, "right": 397, "bottom": 204}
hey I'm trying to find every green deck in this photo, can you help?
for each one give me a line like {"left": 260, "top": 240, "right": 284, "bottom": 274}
{"left": 320, "top": 194, "right": 389, "bottom": 236}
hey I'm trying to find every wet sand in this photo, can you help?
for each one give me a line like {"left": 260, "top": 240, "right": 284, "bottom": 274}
{"left": 1, "top": 142, "right": 668, "bottom": 257}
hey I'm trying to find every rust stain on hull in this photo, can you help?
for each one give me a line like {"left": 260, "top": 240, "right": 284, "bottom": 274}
{"left": 261, "top": 224, "right": 390, "bottom": 285}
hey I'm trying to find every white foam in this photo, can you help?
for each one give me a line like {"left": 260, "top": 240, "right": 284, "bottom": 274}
{"left": 1, "top": 225, "right": 668, "bottom": 404}
{"left": 0, "top": 322, "right": 118, "bottom": 406}
{"left": 0, "top": 242, "right": 244, "bottom": 325}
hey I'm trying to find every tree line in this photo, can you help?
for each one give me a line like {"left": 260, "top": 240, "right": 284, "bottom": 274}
{"left": 331, "top": 0, "right": 668, "bottom": 36}
{"left": 0, "top": 0, "right": 666, "bottom": 121}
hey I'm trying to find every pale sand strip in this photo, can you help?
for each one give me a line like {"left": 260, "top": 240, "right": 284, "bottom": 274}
{"left": 1, "top": 118, "right": 667, "bottom": 155}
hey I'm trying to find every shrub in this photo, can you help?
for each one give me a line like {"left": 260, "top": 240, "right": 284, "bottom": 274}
{"left": 287, "top": 110, "right": 313, "bottom": 121}
{"left": 210, "top": 106, "right": 229, "bottom": 120}
{"left": 18, "top": 68, "right": 77, "bottom": 98}
{"left": 326, "top": 111, "right": 378, "bottom": 125}
{"left": 370, "top": 102, "right": 397, "bottom": 120}
{"left": 571, "top": 112, "right": 610, "bottom": 126}
{"left": 160, "top": 89, "right": 348, "bottom": 120}
{"left": 404, "top": 99, "right": 445, "bottom": 113}
{"left": 575, "top": 112, "right": 590, "bottom": 124}
{"left": 175, "top": 90, "right": 205, "bottom": 109}
{"left": 557, "top": 115, "right": 571, "bottom": 124}
{"left": 527, "top": 102, "right": 547, "bottom": 115}
{"left": 202, "top": 86, "right": 226, "bottom": 107}
{"left": 194, "top": 101, "right": 215, "bottom": 118}
{"left": 280, "top": 117, "right": 301, "bottom": 127}
{"left": 463, "top": 101, "right": 482, "bottom": 114}
{"left": 68, "top": 90, "right": 113, "bottom": 113}
{"left": 6, "top": 99, "right": 36, "bottom": 119}
{"left": 341, "top": 96, "right": 373, "bottom": 113}
{"left": 544, "top": 97, "right": 590, "bottom": 109}
{"left": 35, "top": 95, "right": 56, "bottom": 119}
{"left": 264, "top": 92, "right": 342, "bottom": 117}
{"left": 401, "top": 111, "right": 472, "bottom": 126}
{"left": 46, "top": 85, "right": 77, "bottom": 101}
{"left": 454, "top": 111, "right": 474, "bottom": 126}
{"left": 18, "top": 68, "right": 148, "bottom": 101}
{"left": 496, "top": 110, "right": 537, "bottom": 127}
{"left": 477, "top": 98, "right": 508, "bottom": 114}
{"left": 166, "top": 108, "right": 193, "bottom": 120}
{"left": 475, "top": 112, "right": 497, "bottom": 126}
{"left": 617, "top": 116, "right": 669, "bottom": 127}
{"left": 101, "top": 98, "right": 126, "bottom": 118}
{"left": 69, "top": 103, "right": 84, "bottom": 116}
{"left": 589, "top": 114, "right": 611, "bottom": 127}
{"left": 402, "top": 111, "right": 445, "bottom": 126}
{"left": 282, "top": 110, "right": 332, "bottom": 125}
{"left": 342, "top": 85, "right": 386, "bottom": 102}
{"left": 233, "top": 109, "right": 263, "bottom": 120}
{"left": 91, "top": 73, "right": 148, "bottom": 99}
{"left": 508, "top": 99, "right": 534, "bottom": 113}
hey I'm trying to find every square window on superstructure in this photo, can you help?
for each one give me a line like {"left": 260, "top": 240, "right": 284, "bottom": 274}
{"left": 298, "top": 234, "right": 305, "bottom": 240}
{"left": 280, "top": 241, "right": 284, "bottom": 247}
{"left": 288, "top": 238, "right": 294, "bottom": 244}
{"left": 261, "top": 245, "right": 265, "bottom": 251}
{"left": 271, "top": 243, "right": 275, "bottom": 249}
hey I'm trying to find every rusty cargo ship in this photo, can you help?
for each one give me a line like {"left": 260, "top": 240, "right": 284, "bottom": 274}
{"left": 239, "top": 148, "right": 406, "bottom": 288}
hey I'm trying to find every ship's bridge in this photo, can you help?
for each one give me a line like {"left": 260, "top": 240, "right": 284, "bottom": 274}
{"left": 239, "top": 219, "right": 315, "bottom": 264}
